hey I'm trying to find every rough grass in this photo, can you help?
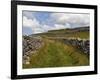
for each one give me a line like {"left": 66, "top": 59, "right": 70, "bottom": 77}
{"left": 37, "top": 31, "right": 89, "bottom": 39}
{"left": 23, "top": 38, "right": 89, "bottom": 69}
{"left": 23, "top": 28, "right": 89, "bottom": 69}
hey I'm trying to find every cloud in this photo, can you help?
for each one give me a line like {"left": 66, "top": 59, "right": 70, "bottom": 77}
{"left": 23, "top": 16, "right": 40, "bottom": 28}
{"left": 42, "top": 24, "right": 51, "bottom": 31}
{"left": 32, "top": 27, "right": 45, "bottom": 34}
{"left": 23, "top": 16, "right": 52, "bottom": 34}
{"left": 50, "top": 24, "right": 70, "bottom": 30}
{"left": 23, "top": 12, "right": 90, "bottom": 35}
{"left": 23, "top": 11, "right": 35, "bottom": 19}
{"left": 41, "top": 23, "right": 71, "bottom": 31}
{"left": 23, "top": 16, "right": 44, "bottom": 34}
{"left": 23, "top": 15, "right": 72, "bottom": 34}
{"left": 51, "top": 13, "right": 90, "bottom": 27}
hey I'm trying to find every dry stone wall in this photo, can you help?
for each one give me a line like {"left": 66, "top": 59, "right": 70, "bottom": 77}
{"left": 23, "top": 36, "right": 43, "bottom": 65}
{"left": 62, "top": 38, "right": 89, "bottom": 55}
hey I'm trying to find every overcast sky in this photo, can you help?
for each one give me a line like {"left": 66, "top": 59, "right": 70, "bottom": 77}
{"left": 22, "top": 11, "right": 90, "bottom": 35}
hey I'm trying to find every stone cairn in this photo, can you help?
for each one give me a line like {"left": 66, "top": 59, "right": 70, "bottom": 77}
{"left": 23, "top": 36, "right": 43, "bottom": 65}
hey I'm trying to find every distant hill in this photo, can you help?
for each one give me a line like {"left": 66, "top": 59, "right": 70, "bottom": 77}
{"left": 31, "top": 26, "right": 89, "bottom": 39}
{"left": 47, "top": 26, "right": 89, "bottom": 32}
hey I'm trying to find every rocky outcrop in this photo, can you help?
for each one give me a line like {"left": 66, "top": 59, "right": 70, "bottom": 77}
{"left": 23, "top": 36, "right": 43, "bottom": 65}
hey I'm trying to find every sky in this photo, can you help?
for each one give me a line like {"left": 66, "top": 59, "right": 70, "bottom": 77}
{"left": 22, "top": 11, "right": 90, "bottom": 35}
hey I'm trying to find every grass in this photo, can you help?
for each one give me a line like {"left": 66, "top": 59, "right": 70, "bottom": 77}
{"left": 23, "top": 27, "right": 89, "bottom": 69}
{"left": 36, "top": 30, "right": 89, "bottom": 39}
{"left": 23, "top": 38, "right": 89, "bottom": 68}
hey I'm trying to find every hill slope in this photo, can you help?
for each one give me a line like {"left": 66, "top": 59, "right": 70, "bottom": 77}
{"left": 23, "top": 27, "right": 89, "bottom": 68}
{"left": 33, "top": 26, "right": 89, "bottom": 39}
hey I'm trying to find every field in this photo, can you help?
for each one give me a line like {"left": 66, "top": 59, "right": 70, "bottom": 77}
{"left": 23, "top": 27, "right": 89, "bottom": 69}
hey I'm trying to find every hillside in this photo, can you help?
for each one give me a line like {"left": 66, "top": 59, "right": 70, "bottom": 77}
{"left": 32, "top": 26, "right": 89, "bottom": 39}
{"left": 23, "top": 27, "right": 90, "bottom": 69}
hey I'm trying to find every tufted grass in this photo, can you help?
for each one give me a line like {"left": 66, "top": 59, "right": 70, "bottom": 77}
{"left": 23, "top": 38, "right": 89, "bottom": 69}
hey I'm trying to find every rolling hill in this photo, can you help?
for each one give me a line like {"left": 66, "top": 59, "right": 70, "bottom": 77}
{"left": 23, "top": 27, "right": 89, "bottom": 69}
